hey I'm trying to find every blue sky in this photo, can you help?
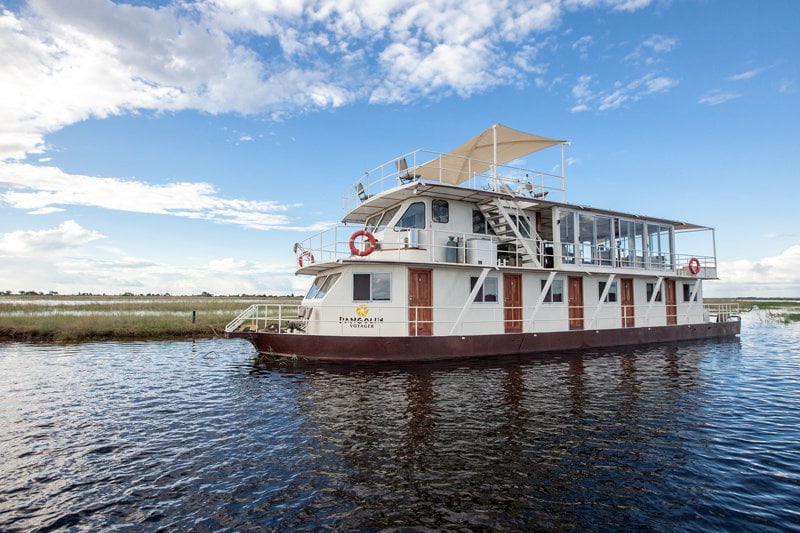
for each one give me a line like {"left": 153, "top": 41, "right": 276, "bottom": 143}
{"left": 0, "top": 0, "right": 798, "bottom": 296}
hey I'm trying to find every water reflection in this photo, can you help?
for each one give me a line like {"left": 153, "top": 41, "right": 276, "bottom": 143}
{"left": 1, "top": 323, "right": 799, "bottom": 530}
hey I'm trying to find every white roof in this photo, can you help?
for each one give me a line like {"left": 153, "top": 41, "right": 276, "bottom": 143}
{"left": 414, "top": 123, "right": 565, "bottom": 184}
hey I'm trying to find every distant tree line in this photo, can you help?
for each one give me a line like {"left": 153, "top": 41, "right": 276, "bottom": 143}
{"left": 1, "top": 290, "right": 297, "bottom": 297}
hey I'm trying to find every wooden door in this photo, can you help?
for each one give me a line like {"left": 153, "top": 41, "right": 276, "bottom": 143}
{"left": 504, "top": 273, "right": 523, "bottom": 333}
{"left": 568, "top": 276, "right": 584, "bottom": 330}
{"left": 664, "top": 279, "right": 677, "bottom": 325}
{"left": 408, "top": 268, "right": 432, "bottom": 336}
{"left": 621, "top": 278, "right": 635, "bottom": 328}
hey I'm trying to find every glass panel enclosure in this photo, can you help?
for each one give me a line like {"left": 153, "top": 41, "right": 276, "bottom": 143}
{"left": 579, "top": 214, "right": 595, "bottom": 265}
{"left": 634, "top": 222, "right": 646, "bottom": 268}
{"left": 659, "top": 225, "right": 673, "bottom": 268}
{"left": 559, "top": 211, "right": 576, "bottom": 264}
{"left": 616, "top": 219, "right": 634, "bottom": 268}
{"left": 596, "top": 216, "right": 613, "bottom": 266}
{"left": 396, "top": 202, "right": 426, "bottom": 229}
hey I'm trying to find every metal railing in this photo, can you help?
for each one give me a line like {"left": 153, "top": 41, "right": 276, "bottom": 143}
{"left": 226, "top": 301, "right": 738, "bottom": 336}
{"left": 344, "top": 150, "right": 566, "bottom": 212}
{"left": 295, "top": 226, "right": 718, "bottom": 277}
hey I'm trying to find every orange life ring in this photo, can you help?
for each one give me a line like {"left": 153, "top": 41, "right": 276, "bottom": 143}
{"left": 349, "top": 230, "right": 377, "bottom": 256}
{"left": 688, "top": 257, "right": 701, "bottom": 275}
{"left": 298, "top": 250, "right": 315, "bottom": 267}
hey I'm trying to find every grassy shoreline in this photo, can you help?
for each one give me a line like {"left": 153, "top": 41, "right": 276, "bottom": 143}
{"left": 1, "top": 295, "right": 797, "bottom": 343}
{"left": 0, "top": 296, "right": 300, "bottom": 342}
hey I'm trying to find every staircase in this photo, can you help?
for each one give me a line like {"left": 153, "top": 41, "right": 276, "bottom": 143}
{"left": 477, "top": 197, "right": 543, "bottom": 268}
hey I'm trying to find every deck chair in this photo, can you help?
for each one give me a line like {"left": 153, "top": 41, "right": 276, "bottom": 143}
{"left": 356, "top": 182, "right": 371, "bottom": 201}
{"left": 524, "top": 182, "right": 549, "bottom": 199}
{"left": 395, "top": 158, "right": 421, "bottom": 184}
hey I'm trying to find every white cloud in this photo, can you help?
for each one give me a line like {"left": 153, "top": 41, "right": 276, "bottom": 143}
{"left": 0, "top": 162, "right": 331, "bottom": 231}
{"left": 728, "top": 68, "right": 763, "bottom": 81}
{"left": 27, "top": 207, "right": 64, "bottom": 215}
{"left": 0, "top": 0, "right": 662, "bottom": 160}
{"left": 641, "top": 34, "right": 677, "bottom": 53}
{"left": 708, "top": 244, "right": 800, "bottom": 297}
{"left": 238, "top": 135, "right": 253, "bottom": 141}
{"left": 571, "top": 72, "right": 678, "bottom": 112}
{"left": 0, "top": 252, "right": 301, "bottom": 295}
{"left": 778, "top": 80, "right": 795, "bottom": 94}
{"left": 0, "top": 220, "right": 105, "bottom": 255}
{"left": 698, "top": 89, "right": 741, "bottom": 105}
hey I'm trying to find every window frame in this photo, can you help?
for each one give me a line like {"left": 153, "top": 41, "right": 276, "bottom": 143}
{"left": 314, "top": 273, "right": 340, "bottom": 299}
{"left": 395, "top": 201, "right": 426, "bottom": 229}
{"left": 306, "top": 275, "right": 327, "bottom": 300}
{"left": 470, "top": 276, "right": 499, "bottom": 303}
{"left": 432, "top": 199, "right": 449, "bottom": 224}
{"left": 646, "top": 282, "right": 662, "bottom": 302}
{"left": 682, "top": 282, "right": 698, "bottom": 302}
{"left": 352, "top": 272, "right": 392, "bottom": 302}
{"left": 541, "top": 279, "right": 564, "bottom": 303}
{"left": 598, "top": 280, "right": 618, "bottom": 303}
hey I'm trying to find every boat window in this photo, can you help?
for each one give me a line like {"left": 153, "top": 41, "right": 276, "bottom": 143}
{"left": 314, "top": 273, "right": 340, "bottom": 299}
{"left": 472, "top": 209, "right": 496, "bottom": 235}
{"left": 376, "top": 206, "right": 400, "bottom": 231}
{"left": 432, "top": 200, "right": 449, "bottom": 224}
{"left": 659, "top": 225, "right": 673, "bottom": 269}
{"left": 353, "top": 273, "right": 391, "bottom": 301}
{"left": 365, "top": 214, "right": 380, "bottom": 233}
{"left": 646, "top": 282, "right": 662, "bottom": 302}
{"left": 596, "top": 216, "right": 613, "bottom": 266}
{"left": 372, "top": 273, "right": 391, "bottom": 300}
{"left": 616, "top": 219, "right": 634, "bottom": 268}
{"left": 579, "top": 214, "right": 595, "bottom": 265}
{"left": 541, "top": 279, "right": 564, "bottom": 303}
{"left": 396, "top": 202, "right": 426, "bottom": 229}
{"left": 470, "top": 276, "right": 498, "bottom": 303}
{"left": 634, "top": 222, "right": 646, "bottom": 268}
{"left": 306, "top": 276, "right": 327, "bottom": 299}
{"left": 559, "top": 211, "right": 576, "bottom": 265}
{"left": 647, "top": 224, "right": 662, "bottom": 268}
{"left": 598, "top": 280, "right": 618, "bottom": 302}
{"left": 510, "top": 215, "right": 531, "bottom": 239}
{"left": 682, "top": 282, "right": 697, "bottom": 302}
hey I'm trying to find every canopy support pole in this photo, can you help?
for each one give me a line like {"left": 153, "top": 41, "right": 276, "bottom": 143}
{"left": 561, "top": 143, "right": 566, "bottom": 203}
{"left": 492, "top": 124, "right": 498, "bottom": 185}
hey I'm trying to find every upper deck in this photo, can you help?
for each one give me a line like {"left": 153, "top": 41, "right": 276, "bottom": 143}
{"left": 294, "top": 125, "right": 718, "bottom": 280}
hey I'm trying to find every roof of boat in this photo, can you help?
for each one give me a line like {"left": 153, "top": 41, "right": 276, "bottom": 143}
{"left": 343, "top": 181, "right": 709, "bottom": 230}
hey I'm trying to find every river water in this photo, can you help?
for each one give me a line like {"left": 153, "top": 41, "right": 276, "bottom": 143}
{"left": 1, "top": 314, "right": 799, "bottom": 531}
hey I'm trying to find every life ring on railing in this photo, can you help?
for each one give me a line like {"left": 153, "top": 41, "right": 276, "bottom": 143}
{"left": 688, "top": 257, "right": 701, "bottom": 275}
{"left": 349, "top": 230, "right": 377, "bottom": 257}
{"left": 298, "top": 250, "right": 315, "bottom": 268}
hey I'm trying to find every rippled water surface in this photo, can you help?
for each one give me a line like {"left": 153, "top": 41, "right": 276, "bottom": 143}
{"left": 2, "top": 315, "right": 799, "bottom": 531}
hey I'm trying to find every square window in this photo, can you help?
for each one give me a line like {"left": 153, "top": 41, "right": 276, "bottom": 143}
{"left": 432, "top": 199, "right": 449, "bottom": 224}
{"left": 542, "top": 279, "right": 564, "bottom": 303}
{"left": 353, "top": 273, "right": 391, "bottom": 302}
{"left": 471, "top": 276, "right": 498, "bottom": 303}
{"left": 646, "top": 282, "right": 662, "bottom": 302}
{"left": 683, "top": 282, "right": 697, "bottom": 302}
{"left": 599, "top": 280, "right": 618, "bottom": 302}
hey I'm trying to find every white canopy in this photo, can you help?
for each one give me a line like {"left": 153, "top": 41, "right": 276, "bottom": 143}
{"left": 413, "top": 124, "right": 565, "bottom": 185}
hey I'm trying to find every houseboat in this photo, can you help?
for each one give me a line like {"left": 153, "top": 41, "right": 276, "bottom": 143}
{"left": 226, "top": 124, "right": 740, "bottom": 361}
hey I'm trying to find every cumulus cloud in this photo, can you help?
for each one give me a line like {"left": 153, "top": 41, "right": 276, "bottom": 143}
{"left": 708, "top": 244, "right": 800, "bottom": 297}
{"left": 571, "top": 72, "right": 678, "bottom": 112}
{"left": 698, "top": 89, "right": 741, "bottom": 105}
{"left": 0, "top": 220, "right": 105, "bottom": 255}
{"left": 0, "top": 162, "right": 332, "bottom": 231}
{"left": 0, "top": 0, "right": 663, "bottom": 160}
{"left": 0, "top": 252, "right": 301, "bottom": 294}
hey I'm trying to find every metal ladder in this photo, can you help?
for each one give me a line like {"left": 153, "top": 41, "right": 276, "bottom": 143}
{"left": 477, "top": 196, "right": 542, "bottom": 268}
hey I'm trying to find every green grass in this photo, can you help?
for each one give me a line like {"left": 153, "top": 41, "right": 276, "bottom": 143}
{"left": 704, "top": 298, "right": 800, "bottom": 310}
{"left": 0, "top": 296, "right": 301, "bottom": 342}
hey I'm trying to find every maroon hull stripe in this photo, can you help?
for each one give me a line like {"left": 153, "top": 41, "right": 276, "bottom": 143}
{"left": 228, "top": 321, "right": 741, "bottom": 362}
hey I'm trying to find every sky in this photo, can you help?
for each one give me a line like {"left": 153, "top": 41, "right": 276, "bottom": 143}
{"left": 0, "top": 0, "right": 798, "bottom": 297}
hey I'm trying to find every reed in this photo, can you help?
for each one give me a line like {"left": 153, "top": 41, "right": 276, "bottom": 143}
{"left": 0, "top": 296, "right": 301, "bottom": 342}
